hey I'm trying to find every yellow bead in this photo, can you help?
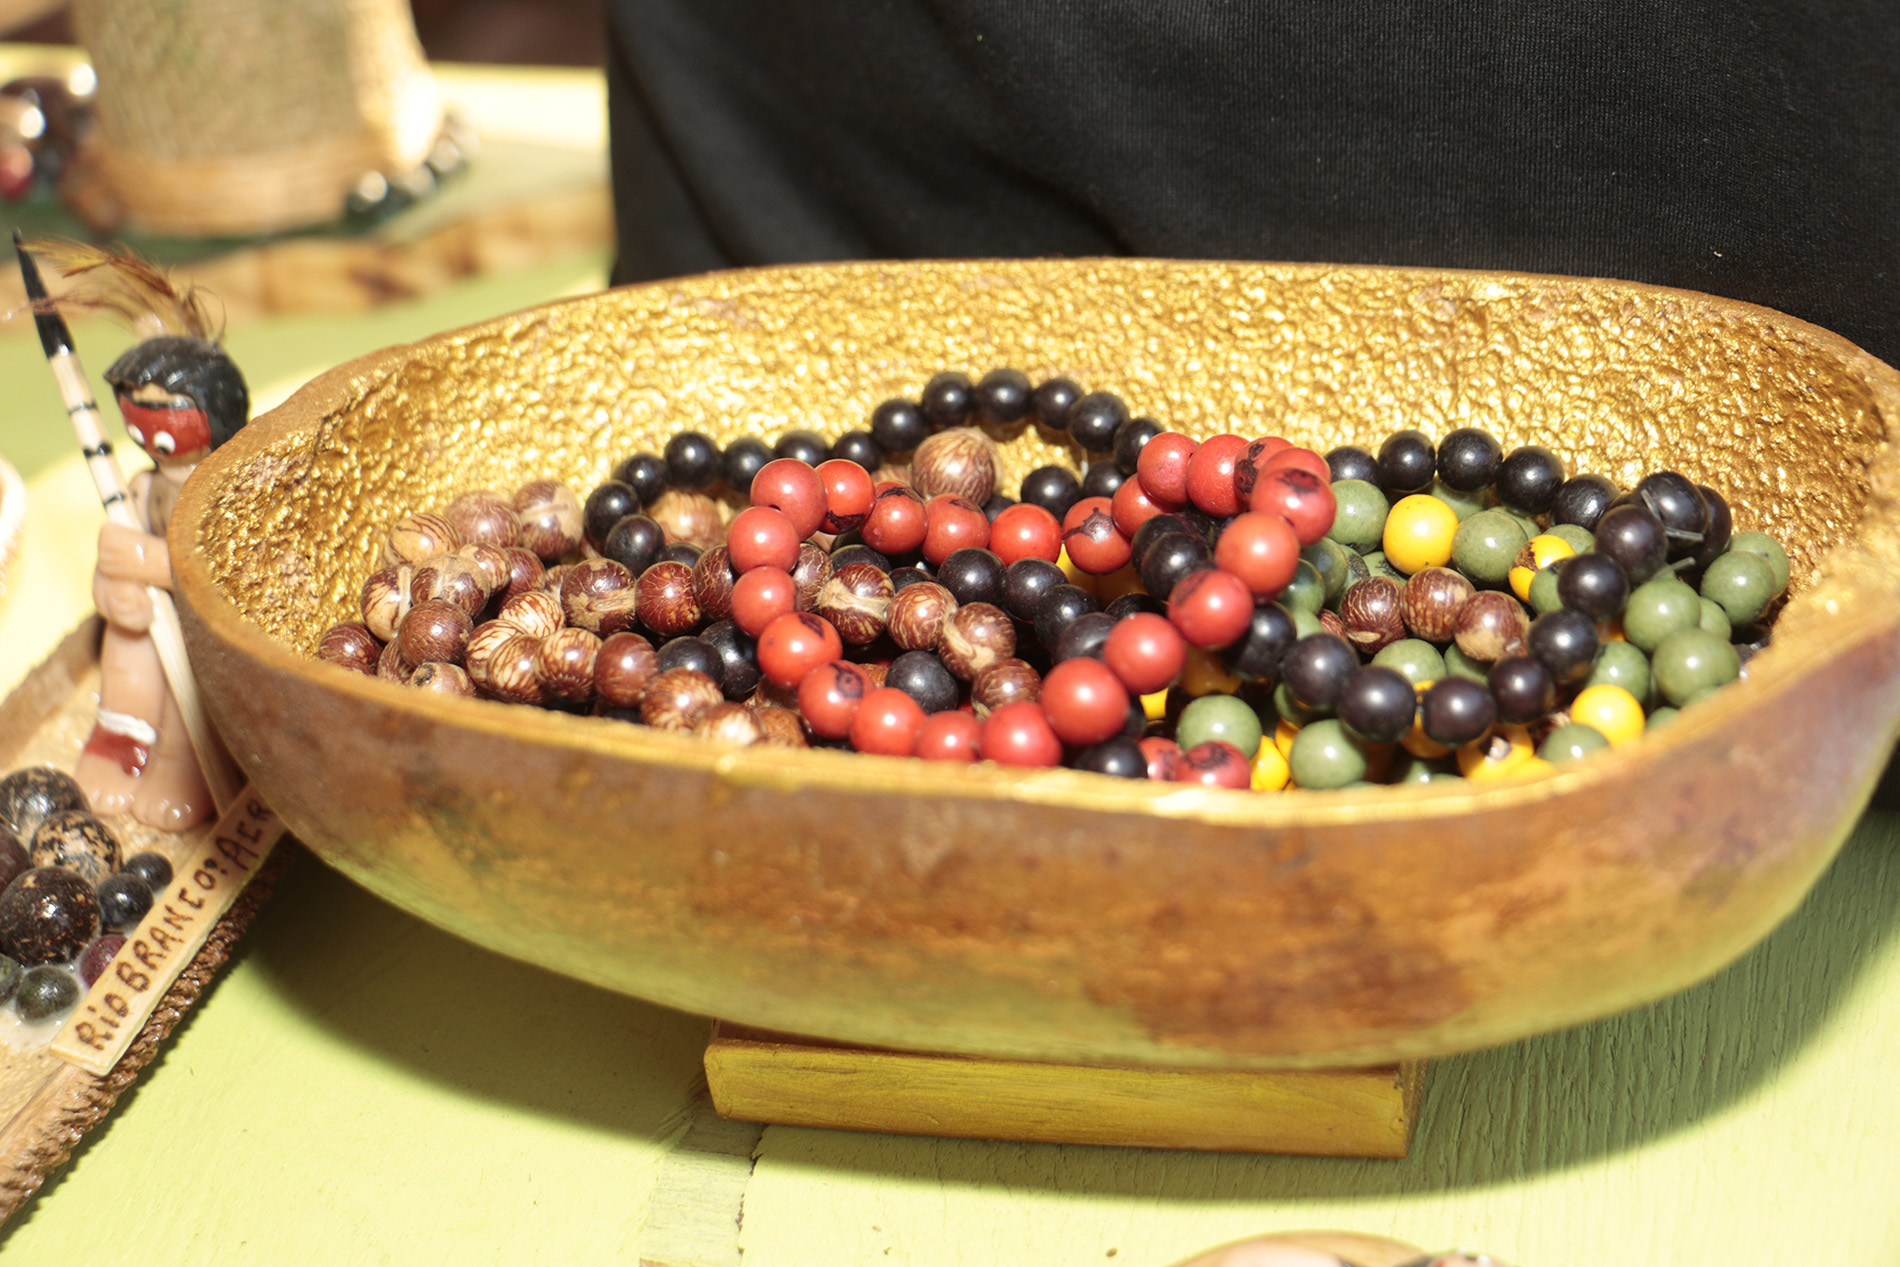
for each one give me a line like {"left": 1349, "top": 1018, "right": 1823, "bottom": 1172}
{"left": 1057, "top": 547, "right": 1098, "bottom": 594}
{"left": 1274, "top": 717, "right": 1300, "bottom": 760}
{"left": 1399, "top": 679, "right": 1450, "bottom": 757}
{"left": 1382, "top": 494, "right": 1460, "bottom": 575}
{"left": 1095, "top": 562, "right": 1144, "bottom": 604}
{"left": 1508, "top": 533, "right": 1577, "bottom": 601}
{"left": 1457, "top": 723, "right": 1534, "bottom": 778}
{"left": 1251, "top": 742, "right": 1291, "bottom": 792}
{"left": 1570, "top": 683, "right": 1645, "bottom": 746}
{"left": 1180, "top": 645, "right": 1242, "bottom": 696}
{"left": 1140, "top": 688, "right": 1170, "bottom": 722}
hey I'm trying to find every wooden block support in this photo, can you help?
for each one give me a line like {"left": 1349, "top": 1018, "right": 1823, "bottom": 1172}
{"left": 704, "top": 1023, "right": 1427, "bottom": 1157}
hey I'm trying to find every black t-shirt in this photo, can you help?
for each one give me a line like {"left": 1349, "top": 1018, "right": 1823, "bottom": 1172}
{"left": 606, "top": 1, "right": 1900, "bottom": 366}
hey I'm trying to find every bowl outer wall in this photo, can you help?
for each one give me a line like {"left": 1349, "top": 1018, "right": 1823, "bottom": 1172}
{"left": 170, "top": 258, "right": 1900, "bottom": 1069}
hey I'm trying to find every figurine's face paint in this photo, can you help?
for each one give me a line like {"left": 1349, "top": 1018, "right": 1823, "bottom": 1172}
{"left": 117, "top": 387, "right": 211, "bottom": 460}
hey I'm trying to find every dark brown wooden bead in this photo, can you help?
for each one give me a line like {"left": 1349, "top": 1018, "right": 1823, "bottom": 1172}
{"left": 885, "top": 581, "right": 958, "bottom": 652}
{"left": 495, "top": 589, "right": 565, "bottom": 640}
{"left": 481, "top": 632, "right": 547, "bottom": 705}
{"left": 1341, "top": 577, "right": 1407, "bottom": 657}
{"left": 383, "top": 510, "right": 461, "bottom": 567}
{"left": 696, "top": 701, "right": 765, "bottom": 746}
{"left": 692, "top": 545, "right": 739, "bottom": 623}
{"left": 648, "top": 489, "right": 727, "bottom": 550}
{"left": 30, "top": 809, "right": 121, "bottom": 885}
{"left": 513, "top": 479, "right": 584, "bottom": 561}
{"left": 1401, "top": 566, "right": 1475, "bottom": 644}
{"left": 971, "top": 657, "right": 1042, "bottom": 715}
{"left": 563, "top": 558, "right": 640, "bottom": 636}
{"left": 1454, "top": 590, "right": 1531, "bottom": 662}
{"left": 410, "top": 551, "right": 491, "bottom": 618}
{"left": 594, "top": 632, "right": 659, "bottom": 708}
{"left": 911, "top": 426, "right": 998, "bottom": 504}
{"left": 444, "top": 489, "right": 521, "bottom": 548}
{"left": 640, "top": 668, "right": 722, "bottom": 731}
{"left": 407, "top": 661, "right": 476, "bottom": 697}
{"left": 815, "top": 563, "right": 894, "bottom": 645}
{"left": 791, "top": 542, "right": 832, "bottom": 611}
{"left": 937, "top": 601, "right": 1017, "bottom": 680}
{"left": 317, "top": 620, "right": 382, "bottom": 674}
{"left": 536, "top": 627, "right": 602, "bottom": 701}
{"left": 397, "top": 598, "right": 473, "bottom": 669}
{"left": 635, "top": 560, "right": 701, "bottom": 637}
{"left": 750, "top": 702, "right": 809, "bottom": 747}
{"left": 360, "top": 564, "right": 413, "bottom": 642}
{"left": 0, "top": 866, "right": 98, "bottom": 966}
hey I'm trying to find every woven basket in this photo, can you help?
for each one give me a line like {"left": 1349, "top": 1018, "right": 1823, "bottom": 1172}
{"left": 72, "top": 0, "right": 443, "bottom": 236}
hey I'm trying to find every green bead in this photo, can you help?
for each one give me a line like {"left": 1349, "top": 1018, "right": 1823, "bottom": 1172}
{"left": 1327, "top": 480, "right": 1389, "bottom": 553}
{"left": 1697, "top": 596, "right": 1732, "bottom": 640}
{"left": 1451, "top": 510, "right": 1529, "bottom": 588}
{"left": 1622, "top": 575, "right": 1702, "bottom": 651}
{"left": 1372, "top": 638, "right": 1446, "bottom": 686}
{"left": 1647, "top": 706, "right": 1680, "bottom": 728}
{"left": 14, "top": 965, "right": 78, "bottom": 1021}
{"left": 0, "top": 956, "right": 18, "bottom": 1005}
{"left": 1281, "top": 559, "right": 1326, "bottom": 614}
{"left": 1539, "top": 722, "right": 1611, "bottom": 763}
{"left": 1390, "top": 752, "right": 1456, "bottom": 784}
{"left": 1500, "top": 508, "right": 1543, "bottom": 542}
{"left": 1302, "top": 537, "right": 1354, "bottom": 605}
{"left": 1546, "top": 523, "right": 1596, "bottom": 555}
{"left": 1288, "top": 718, "right": 1369, "bottom": 789}
{"left": 1443, "top": 643, "right": 1491, "bottom": 682}
{"left": 1527, "top": 564, "right": 1565, "bottom": 615}
{"left": 1360, "top": 551, "right": 1408, "bottom": 584}
{"left": 1726, "top": 530, "right": 1790, "bottom": 596}
{"left": 1651, "top": 627, "right": 1741, "bottom": 706}
{"left": 1587, "top": 640, "right": 1652, "bottom": 705}
{"left": 1274, "top": 681, "right": 1330, "bottom": 725}
{"left": 1700, "top": 549, "right": 1777, "bottom": 625}
{"left": 1289, "top": 606, "right": 1325, "bottom": 640}
{"left": 1177, "top": 694, "right": 1264, "bottom": 760}
{"left": 1429, "top": 479, "right": 1488, "bottom": 522}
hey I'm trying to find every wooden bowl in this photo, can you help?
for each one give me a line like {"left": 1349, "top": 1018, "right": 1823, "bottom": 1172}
{"left": 168, "top": 259, "right": 1900, "bottom": 1070}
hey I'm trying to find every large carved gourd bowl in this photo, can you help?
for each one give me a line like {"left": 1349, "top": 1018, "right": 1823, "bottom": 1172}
{"left": 170, "top": 260, "right": 1900, "bottom": 1069}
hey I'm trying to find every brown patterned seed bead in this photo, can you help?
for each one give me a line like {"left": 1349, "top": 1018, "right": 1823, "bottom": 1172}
{"left": 750, "top": 702, "right": 809, "bottom": 747}
{"left": 493, "top": 545, "right": 546, "bottom": 608}
{"left": 383, "top": 510, "right": 462, "bottom": 567}
{"left": 457, "top": 541, "right": 513, "bottom": 594}
{"left": 594, "top": 631, "right": 660, "bottom": 708}
{"left": 692, "top": 545, "right": 739, "bottom": 624}
{"left": 317, "top": 620, "right": 382, "bottom": 674}
{"left": 635, "top": 560, "right": 701, "bottom": 637}
{"left": 750, "top": 676, "right": 801, "bottom": 713}
{"left": 971, "top": 657, "right": 1042, "bottom": 715}
{"left": 640, "top": 668, "right": 723, "bottom": 731}
{"left": 648, "top": 489, "right": 727, "bottom": 550}
{"left": 495, "top": 589, "right": 565, "bottom": 640}
{"left": 513, "top": 479, "right": 584, "bottom": 561}
{"left": 0, "top": 867, "right": 99, "bottom": 966}
{"left": 463, "top": 619, "right": 520, "bottom": 687}
{"left": 444, "top": 489, "right": 521, "bottom": 548}
{"left": 408, "top": 661, "right": 476, "bottom": 697}
{"left": 814, "top": 563, "right": 894, "bottom": 645}
{"left": 911, "top": 427, "right": 999, "bottom": 504}
{"left": 858, "top": 660, "right": 890, "bottom": 689}
{"left": 410, "top": 551, "right": 491, "bottom": 618}
{"left": 538, "top": 561, "right": 573, "bottom": 596}
{"left": 563, "top": 558, "right": 640, "bottom": 636}
{"left": 1340, "top": 577, "right": 1407, "bottom": 657}
{"left": 886, "top": 581, "right": 958, "bottom": 652}
{"left": 30, "top": 809, "right": 121, "bottom": 885}
{"left": 376, "top": 637, "right": 407, "bottom": 682}
{"left": 696, "top": 701, "right": 765, "bottom": 746}
{"left": 481, "top": 632, "right": 547, "bottom": 705}
{"left": 790, "top": 542, "right": 832, "bottom": 611}
{"left": 397, "top": 598, "right": 474, "bottom": 669}
{"left": 1454, "top": 590, "right": 1531, "bottom": 662}
{"left": 1401, "top": 566, "right": 1475, "bottom": 644}
{"left": 360, "top": 565, "right": 413, "bottom": 642}
{"left": 1317, "top": 608, "right": 1349, "bottom": 641}
{"left": 937, "top": 602, "right": 1017, "bottom": 680}
{"left": 874, "top": 461, "right": 913, "bottom": 489}
{"left": 537, "top": 626, "right": 602, "bottom": 701}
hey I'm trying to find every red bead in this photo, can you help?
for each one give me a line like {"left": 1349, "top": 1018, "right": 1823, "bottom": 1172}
{"left": 1184, "top": 433, "right": 1250, "bottom": 518}
{"left": 816, "top": 459, "right": 875, "bottom": 535}
{"left": 1139, "top": 736, "right": 1183, "bottom": 780}
{"left": 1102, "top": 611, "right": 1187, "bottom": 695}
{"left": 914, "top": 710, "right": 982, "bottom": 762}
{"left": 730, "top": 566, "right": 798, "bottom": 636}
{"left": 1167, "top": 567, "right": 1255, "bottom": 648}
{"left": 979, "top": 700, "right": 1063, "bottom": 767}
{"left": 1135, "top": 432, "right": 1197, "bottom": 505}
{"left": 1248, "top": 466, "right": 1337, "bottom": 546}
{"left": 921, "top": 495, "right": 991, "bottom": 565}
{"left": 861, "top": 485, "right": 929, "bottom": 555}
{"left": 726, "top": 505, "right": 802, "bottom": 574}
{"left": 750, "top": 459, "right": 827, "bottom": 540}
{"left": 798, "top": 660, "right": 872, "bottom": 739}
{"left": 1060, "top": 496, "right": 1133, "bottom": 574}
{"left": 757, "top": 611, "right": 843, "bottom": 687}
{"left": 1040, "top": 657, "right": 1131, "bottom": 746}
{"left": 1110, "top": 474, "right": 1175, "bottom": 539}
{"left": 1172, "top": 740, "right": 1253, "bottom": 789}
{"left": 1260, "top": 445, "right": 1331, "bottom": 486}
{"left": 988, "top": 502, "right": 1063, "bottom": 564}
{"left": 850, "top": 686, "right": 926, "bottom": 756}
{"left": 1233, "top": 436, "right": 1292, "bottom": 503}
{"left": 1213, "top": 510, "right": 1303, "bottom": 597}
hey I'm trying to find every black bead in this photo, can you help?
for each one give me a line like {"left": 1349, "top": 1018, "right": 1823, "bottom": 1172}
{"left": 1692, "top": 484, "right": 1733, "bottom": 569}
{"left": 1525, "top": 609, "right": 1600, "bottom": 686}
{"left": 1055, "top": 611, "right": 1117, "bottom": 662}
{"left": 1435, "top": 427, "right": 1504, "bottom": 492}
{"left": 773, "top": 429, "right": 829, "bottom": 467}
{"left": 1556, "top": 553, "right": 1629, "bottom": 620}
{"left": 1019, "top": 465, "right": 1082, "bottom": 520}
{"left": 870, "top": 399, "right": 929, "bottom": 453}
{"left": 1104, "top": 592, "right": 1165, "bottom": 621}
{"left": 1280, "top": 633, "right": 1361, "bottom": 709}
{"left": 657, "top": 542, "right": 702, "bottom": 567}
{"left": 582, "top": 480, "right": 642, "bottom": 547}
{"left": 1636, "top": 471, "right": 1710, "bottom": 560}
{"left": 1001, "top": 557, "right": 1067, "bottom": 622}
{"left": 1593, "top": 504, "right": 1668, "bottom": 583}
{"left": 887, "top": 650, "right": 960, "bottom": 713}
{"left": 1113, "top": 417, "right": 1163, "bottom": 475}
{"left": 975, "top": 368, "right": 1033, "bottom": 424}
{"left": 1421, "top": 676, "right": 1496, "bottom": 746}
{"left": 1551, "top": 473, "right": 1619, "bottom": 531}
{"left": 120, "top": 851, "right": 173, "bottom": 891}
{"left": 96, "top": 872, "right": 154, "bottom": 931}
{"left": 1325, "top": 445, "right": 1379, "bottom": 485}
{"left": 699, "top": 621, "right": 762, "bottom": 699}
{"left": 663, "top": 431, "right": 721, "bottom": 492}
{"left": 1067, "top": 391, "right": 1128, "bottom": 452}
{"left": 829, "top": 429, "right": 883, "bottom": 470}
{"left": 890, "top": 565, "right": 936, "bottom": 592}
{"left": 937, "top": 547, "right": 1006, "bottom": 607}
{"left": 921, "top": 371, "right": 975, "bottom": 430}
{"left": 1032, "top": 584, "right": 1099, "bottom": 652}
{"left": 1075, "top": 736, "right": 1148, "bottom": 779}
{"left": 1338, "top": 665, "right": 1417, "bottom": 743}
{"left": 1032, "top": 377, "right": 1082, "bottom": 429}
{"left": 1487, "top": 655, "right": 1555, "bottom": 724}
{"left": 982, "top": 492, "right": 1016, "bottom": 521}
{"left": 602, "top": 514, "right": 666, "bottom": 575}
{"left": 1139, "top": 532, "right": 1212, "bottom": 604}
{"left": 1131, "top": 513, "right": 1202, "bottom": 567}
{"left": 829, "top": 543, "right": 891, "bottom": 573}
{"left": 1496, "top": 445, "right": 1566, "bottom": 515}
{"left": 1080, "top": 461, "right": 1125, "bottom": 500}
{"left": 1376, "top": 429, "right": 1436, "bottom": 497}
{"left": 721, "top": 437, "right": 772, "bottom": 494}
{"left": 612, "top": 452, "right": 668, "bottom": 508}
{"left": 1219, "top": 602, "right": 1299, "bottom": 681}
{"left": 656, "top": 635, "right": 724, "bottom": 681}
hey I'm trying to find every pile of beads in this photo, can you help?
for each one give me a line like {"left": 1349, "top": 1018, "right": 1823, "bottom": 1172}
{"left": 317, "top": 368, "right": 1790, "bottom": 793}
{"left": 0, "top": 767, "right": 172, "bottom": 1032}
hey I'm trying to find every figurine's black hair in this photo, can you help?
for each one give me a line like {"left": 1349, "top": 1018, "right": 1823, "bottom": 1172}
{"left": 103, "top": 335, "right": 250, "bottom": 450}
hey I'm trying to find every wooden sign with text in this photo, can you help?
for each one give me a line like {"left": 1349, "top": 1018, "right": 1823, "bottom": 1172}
{"left": 51, "top": 790, "right": 284, "bottom": 1076}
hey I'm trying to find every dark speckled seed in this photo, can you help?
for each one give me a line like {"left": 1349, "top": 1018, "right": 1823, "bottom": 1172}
{"left": 0, "top": 956, "right": 18, "bottom": 1004}
{"left": 95, "top": 872, "right": 155, "bottom": 931}
{"left": 0, "top": 825, "right": 29, "bottom": 893}
{"left": 14, "top": 965, "right": 80, "bottom": 1020}
{"left": 0, "top": 767, "right": 88, "bottom": 841}
{"left": 31, "top": 810, "right": 122, "bottom": 884}
{"left": 0, "top": 867, "right": 100, "bottom": 966}
{"left": 121, "top": 851, "right": 173, "bottom": 892}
